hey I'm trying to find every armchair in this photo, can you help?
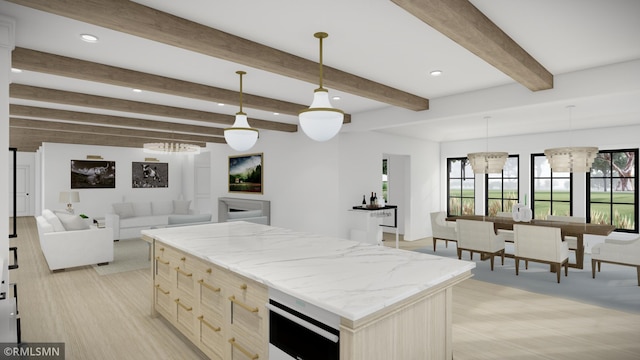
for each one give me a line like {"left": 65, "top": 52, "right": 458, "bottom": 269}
{"left": 430, "top": 211, "right": 457, "bottom": 251}
{"left": 455, "top": 219, "right": 506, "bottom": 271}
{"left": 546, "top": 215, "right": 586, "bottom": 251}
{"left": 495, "top": 211, "right": 514, "bottom": 242}
{"left": 514, "top": 224, "right": 569, "bottom": 283}
{"left": 591, "top": 236, "right": 640, "bottom": 286}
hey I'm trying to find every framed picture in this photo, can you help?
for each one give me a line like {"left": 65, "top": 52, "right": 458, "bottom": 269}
{"left": 71, "top": 160, "right": 116, "bottom": 189}
{"left": 229, "top": 153, "right": 263, "bottom": 193}
{"left": 132, "top": 162, "right": 169, "bottom": 188}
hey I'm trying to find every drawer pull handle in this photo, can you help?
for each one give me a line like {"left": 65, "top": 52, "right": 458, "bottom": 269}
{"left": 198, "top": 279, "right": 221, "bottom": 292}
{"left": 155, "top": 257, "right": 169, "bottom": 265}
{"left": 180, "top": 256, "right": 186, "bottom": 261}
{"left": 229, "top": 296, "right": 259, "bottom": 313}
{"left": 206, "top": 268, "right": 212, "bottom": 274}
{"left": 174, "top": 299, "right": 192, "bottom": 311}
{"left": 228, "top": 338, "right": 259, "bottom": 359}
{"left": 240, "top": 284, "right": 248, "bottom": 290}
{"left": 175, "top": 267, "right": 193, "bottom": 277}
{"left": 155, "top": 284, "right": 170, "bottom": 295}
{"left": 159, "top": 247, "right": 165, "bottom": 251}
{"left": 198, "top": 315, "right": 221, "bottom": 332}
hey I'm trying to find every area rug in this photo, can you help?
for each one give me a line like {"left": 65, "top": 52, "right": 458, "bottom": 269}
{"left": 415, "top": 244, "right": 640, "bottom": 314}
{"left": 93, "top": 238, "right": 151, "bottom": 275}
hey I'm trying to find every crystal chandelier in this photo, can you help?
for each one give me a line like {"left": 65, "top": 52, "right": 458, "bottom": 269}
{"left": 299, "top": 32, "right": 344, "bottom": 142}
{"left": 544, "top": 105, "right": 598, "bottom": 172}
{"left": 224, "top": 71, "right": 259, "bottom": 151}
{"left": 143, "top": 142, "right": 201, "bottom": 154}
{"left": 467, "top": 116, "right": 508, "bottom": 174}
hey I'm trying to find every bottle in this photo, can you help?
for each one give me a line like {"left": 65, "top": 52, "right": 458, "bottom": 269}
{"left": 370, "top": 192, "right": 374, "bottom": 206}
{"left": 373, "top": 193, "right": 378, "bottom": 207}
{"left": 362, "top": 195, "right": 366, "bottom": 206}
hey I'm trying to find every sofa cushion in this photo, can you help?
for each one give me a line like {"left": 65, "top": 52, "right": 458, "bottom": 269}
{"left": 113, "top": 203, "right": 135, "bottom": 219}
{"left": 168, "top": 213, "right": 211, "bottom": 225}
{"left": 133, "top": 202, "right": 152, "bottom": 217}
{"left": 55, "top": 212, "right": 90, "bottom": 231}
{"left": 173, "top": 200, "right": 191, "bottom": 215}
{"left": 152, "top": 201, "right": 173, "bottom": 216}
{"left": 120, "top": 215, "right": 169, "bottom": 229}
{"left": 36, "top": 216, "right": 55, "bottom": 234}
{"left": 42, "top": 209, "right": 65, "bottom": 232}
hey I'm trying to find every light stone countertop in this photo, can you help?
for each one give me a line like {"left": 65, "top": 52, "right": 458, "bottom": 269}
{"left": 142, "top": 221, "right": 475, "bottom": 321}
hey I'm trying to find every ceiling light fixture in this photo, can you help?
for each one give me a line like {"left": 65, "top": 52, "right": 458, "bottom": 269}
{"left": 430, "top": 70, "right": 443, "bottom": 76}
{"left": 544, "top": 105, "right": 598, "bottom": 172}
{"left": 80, "top": 33, "right": 99, "bottom": 43}
{"left": 299, "top": 32, "right": 344, "bottom": 142}
{"left": 224, "top": 71, "right": 259, "bottom": 151}
{"left": 143, "top": 142, "right": 201, "bottom": 154}
{"left": 11, "top": 68, "right": 22, "bottom": 73}
{"left": 132, "top": 88, "right": 142, "bottom": 93}
{"left": 467, "top": 116, "right": 508, "bottom": 174}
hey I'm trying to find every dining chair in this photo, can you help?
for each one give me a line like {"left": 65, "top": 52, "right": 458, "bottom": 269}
{"left": 514, "top": 224, "right": 569, "bottom": 283}
{"left": 456, "top": 219, "right": 506, "bottom": 270}
{"left": 495, "top": 211, "right": 514, "bottom": 243}
{"left": 591, "top": 236, "right": 640, "bottom": 286}
{"left": 430, "top": 211, "right": 457, "bottom": 252}
{"left": 545, "top": 215, "right": 586, "bottom": 251}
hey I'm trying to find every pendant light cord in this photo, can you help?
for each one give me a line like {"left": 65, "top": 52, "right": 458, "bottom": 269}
{"left": 314, "top": 32, "right": 328, "bottom": 90}
{"left": 237, "top": 70, "right": 246, "bottom": 114}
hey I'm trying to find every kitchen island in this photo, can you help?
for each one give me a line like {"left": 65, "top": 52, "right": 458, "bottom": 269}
{"left": 142, "top": 221, "right": 474, "bottom": 360}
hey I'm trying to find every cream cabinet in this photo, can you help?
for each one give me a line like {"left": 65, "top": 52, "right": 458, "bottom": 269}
{"left": 150, "top": 240, "right": 268, "bottom": 360}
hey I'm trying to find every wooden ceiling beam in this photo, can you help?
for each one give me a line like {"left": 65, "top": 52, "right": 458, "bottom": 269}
{"left": 10, "top": 84, "right": 298, "bottom": 132}
{"left": 391, "top": 0, "right": 553, "bottom": 91}
{"left": 10, "top": 105, "right": 225, "bottom": 137}
{"left": 10, "top": 118, "right": 223, "bottom": 144}
{"left": 7, "top": 0, "right": 429, "bottom": 111}
{"left": 10, "top": 47, "right": 349, "bottom": 121}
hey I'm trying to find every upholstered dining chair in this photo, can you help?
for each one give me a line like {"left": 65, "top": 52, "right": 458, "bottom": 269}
{"left": 546, "top": 215, "right": 586, "bottom": 252}
{"left": 455, "top": 219, "right": 506, "bottom": 271}
{"left": 514, "top": 224, "right": 569, "bottom": 283}
{"left": 495, "top": 211, "right": 514, "bottom": 243}
{"left": 591, "top": 236, "right": 640, "bottom": 286}
{"left": 430, "top": 211, "right": 457, "bottom": 251}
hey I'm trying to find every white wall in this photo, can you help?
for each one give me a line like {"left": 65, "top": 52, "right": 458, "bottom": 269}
{"left": 38, "top": 143, "right": 199, "bottom": 218}
{"left": 440, "top": 124, "right": 640, "bottom": 220}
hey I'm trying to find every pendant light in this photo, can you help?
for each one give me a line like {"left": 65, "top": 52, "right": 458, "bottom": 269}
{"left": 224, "top": 71, "right": 259, "bottom": 151}
{"left": 467, "top": 116, "right": 508, "bottom": 174}
{"left": 544, "top": 105, "right": 598, "bottom": 172}
{"left": 299, "top": 32, "right": 344, "bottom": 142}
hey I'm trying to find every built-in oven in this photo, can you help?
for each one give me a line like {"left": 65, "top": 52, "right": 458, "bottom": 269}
{"left": 267, "top": 288, "right": 340, "bottom": 360}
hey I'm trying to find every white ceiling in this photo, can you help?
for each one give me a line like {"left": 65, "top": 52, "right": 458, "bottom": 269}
{"left": 2, "top": 0, "right": 640, "bottom": 142}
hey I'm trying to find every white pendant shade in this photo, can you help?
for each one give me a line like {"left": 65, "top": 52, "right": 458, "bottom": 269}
{"left": 544, "top": 146, "right": 598, "bottom": 172}
{"left": 299, "top": 89, "right": 344, "bottom": 142}
{"left": 467, "top": 152, "right": 509, "bottom": 174}
{"left": 224, "top": 113, "right": 259, "bottom": 151}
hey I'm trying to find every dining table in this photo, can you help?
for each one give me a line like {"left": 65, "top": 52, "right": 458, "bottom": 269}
{"left": 446, "top": 215, "right": 616, "bottom": 269}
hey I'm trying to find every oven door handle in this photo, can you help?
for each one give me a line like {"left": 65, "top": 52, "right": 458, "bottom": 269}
{"left": 266, "top": 303, "right": 339, "bottom": 343}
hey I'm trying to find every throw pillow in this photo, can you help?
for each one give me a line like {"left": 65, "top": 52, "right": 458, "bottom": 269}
{"left": 42, "top": 209, "right": 66, "bottom": 232}
{"left": 112, "top": 203, "right": 135, "bottom": 219}
{"left": 55, "top": 212, "right": 90, "bottom": 231}
{"left": 173, "top": 200, "right": 191, "bottom": 215}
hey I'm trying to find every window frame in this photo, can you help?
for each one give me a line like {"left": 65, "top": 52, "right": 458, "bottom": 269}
{"left": 485, "top": 155, "right": 519, "bottom": 216}
{"left": 447, "top": 157, "right": 475, "bottom": 216}
{"left": 587, "top": 148, "right": 638, "bottom": 233}
{"left": 530, "top": 153, "right": 573, "bottom": 219}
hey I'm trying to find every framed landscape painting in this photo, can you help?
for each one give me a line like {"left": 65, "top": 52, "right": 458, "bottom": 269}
{"left": 71, "top": 160, "right": 116, "bottom": 189}
{"left": 229, "top": 153, "right": 263, "bottom": 193}
{"left": 132, "top": 162, "right": 169, "bottom": 188}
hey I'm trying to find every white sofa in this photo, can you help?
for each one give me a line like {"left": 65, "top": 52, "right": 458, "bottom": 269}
{"left": 36, "top": 209, "right": 114, "bottom": 271}
{"left": 105, "top": 200, "right": 201, "bottom": 240}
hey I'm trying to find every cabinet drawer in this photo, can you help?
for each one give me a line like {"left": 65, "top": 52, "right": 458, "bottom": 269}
{"left": 175, "top": 264, "right": 196, "bottom": 295}
{"left": 226, "top": 274, "right": 268, "bottom": 350}
{"left": 228, "top": 336, "right": 263, "bottom": 360}
{"left": 154, "top": 254, "right": 172, "bottom": 283}
{"left": 198, "top": 314, "right": 224, "bottom": 360}
{"left": 175, "top": 297, "right": 196, "bottom": 337}
{"left": 154, "top": 283, "right": 174, "bottom": 319}
{"left": 198, "top": 277, "right": 224, "bottom": 316}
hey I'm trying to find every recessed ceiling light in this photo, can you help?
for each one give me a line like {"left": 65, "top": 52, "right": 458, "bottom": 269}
{"left": 132, "top": 88, "right": 142, "bottom": 93}
{"left": 332, "top": 96, "right": 341, "bottom": 100}
{"left": 218, "top": 103, "right": 225, "bottom": 106}
{"left": 80, "top": 33, "right": 99, "bottom": 43}
{"left": 11, "top": 68, "right": 22, "bottom": 73}
{"left": 430, "top": 70, "right": 443, "bottom": 76}
{"left": 273, "top": 112, "right": 280, "bottom": 116}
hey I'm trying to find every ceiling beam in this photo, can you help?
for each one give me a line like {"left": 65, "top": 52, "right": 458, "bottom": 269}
{"left": 391, "top": 0, "right": 553, "bottom": 91}
{"left": 10, "top": 118, "right": 223, "bottom": 144}
{"left": 10, "top": 105, "right": 225, "bottom": 137}
{"left": 11, "top": 47, "right": 352, "bottom": 121}
{"left": 10, "top": 84, "right": 298, "bottom": 132}
{"left": 6, "top": 0, "right": 429, "bottom": 111}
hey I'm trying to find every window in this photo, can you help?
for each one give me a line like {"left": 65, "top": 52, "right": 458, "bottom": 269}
{"left": 588, "top": 149, "right": 638, "bottom": 232}
{"left": 382, "top": 158, "right": 388, "bottom": 202}
{"left": 447, "top": 157, "right": 474, "bottom": 216}
{"left": 486, "top": 155, "right": 519, "bottom": 216}
{"left": 531, "top": 153, "right": 572, "bottom": 219}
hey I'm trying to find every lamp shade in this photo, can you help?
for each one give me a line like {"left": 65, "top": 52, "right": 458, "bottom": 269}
{"left": 467, "top": 152, "right": 509, "bottom": 174}
{"left": 544, "top": 146, "right": 598, "bottom": 172}
{"left": 299, "top": 89, "right": 344, "bottom": 142}
{"left": 59, "top": 191, "right": 69, "bottom": 203}
{"left": 224, "top": 113, "right": 259, "bottom": 151}
{"left": 69, "top": 191, "right": 80, "bottom": 203}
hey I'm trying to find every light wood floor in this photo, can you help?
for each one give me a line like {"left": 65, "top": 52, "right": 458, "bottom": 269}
{"left": 9, "top": 219, "right": 640, "bottom": 359}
